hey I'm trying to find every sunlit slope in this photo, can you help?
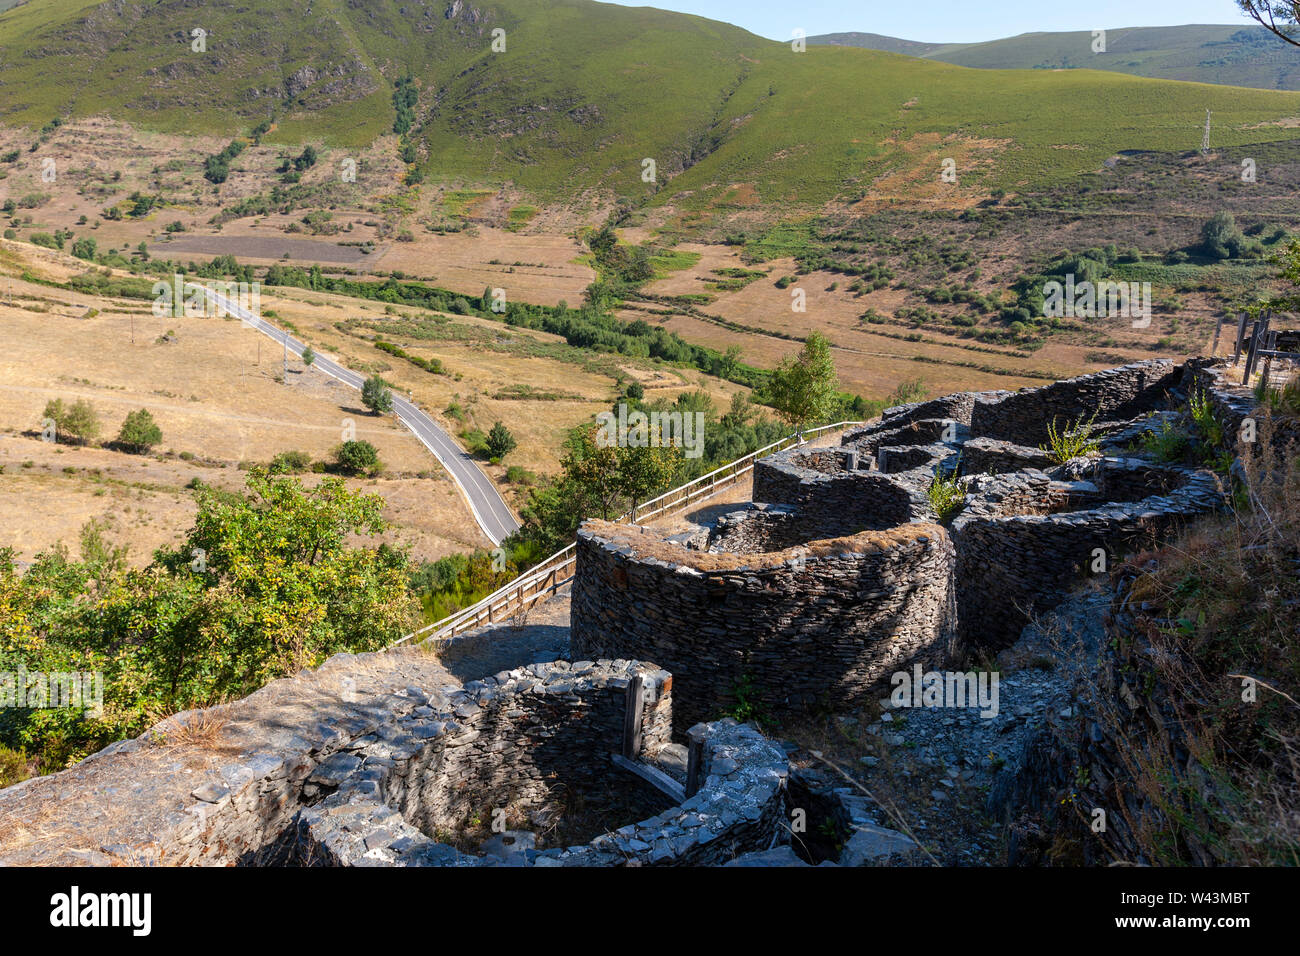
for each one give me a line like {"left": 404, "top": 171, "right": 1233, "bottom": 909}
{"left": 1, "top": 0, "right": 1298, "bottom": 205}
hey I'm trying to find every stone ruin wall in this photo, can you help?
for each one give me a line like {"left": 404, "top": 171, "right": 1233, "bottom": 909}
{"left": 950, "top": 462, "right": 1226, "bottom": 650}
{"left": 970, "top": 360, "right": 1180, "bottom": 446}
{"left": 573, "top": 360, "right": 1232, "bottom": 728}
{"left": 0, "top": 658, "right": 789, "bottom": 867}
{"left": 297, "top": 661, "right": 789, "bottom": 866}
{"left": 570, "top": 519, "right": 957, "bottom": 731}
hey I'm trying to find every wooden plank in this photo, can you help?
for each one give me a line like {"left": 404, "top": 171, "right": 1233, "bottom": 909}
{"left": 610, "top": 754, "right": 685, "bottom": 803}
{"left": 1210, "top": 314, "right": 1223, "bottom": 358}
{"left": 622, "top": 674, "right": 645, "bottom": 759}
{"left": 685, "top": 727, "right": 705, "bottom": 798}
{"left": 1261, "top": 329, "right": 1278, "bottom": 391}
{"left": 1244, "top": 318, "right": 1264, "bottom": 384}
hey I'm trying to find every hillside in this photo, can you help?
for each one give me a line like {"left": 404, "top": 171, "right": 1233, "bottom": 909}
{"left": 1, "top": 1, "right": 1299, "bottom": 211}
{"left": 810, "top": 24, "right": 1300, "bottom": 92}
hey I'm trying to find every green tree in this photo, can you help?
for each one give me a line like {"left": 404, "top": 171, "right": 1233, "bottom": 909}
{"left": 767, "top": 331, "right": 840, "bottom": 435}
{"left": 1201, "top": 211, "right": 1243, "bottom": 260}
{"left": 116, "top": 408, "right": 162, "bottom": 453}
{"left": 560, "top": 425, "right": 624, "bottom": 520}
{"left": 334, "top": 440, "right": 381, "bottom": 476}
{"left": 42, "top": 397, "right": 100, "bottom": 445}
{"left": 0, "top": 472, "right": 419, "bottom": 769}
{"left": 301, "top": 344, "right": 316, "bottom": 367}
{"left": 361, "top": 375, "right": 393, "bottom": 414}
{"left": 485, "top": 421, "right": 517, "bottom": 461}
{"left": 617, "top": 436, "right": 683, "bottom": 517}
{"left": 70, "top": 237, "right": 96, "bottom": 261}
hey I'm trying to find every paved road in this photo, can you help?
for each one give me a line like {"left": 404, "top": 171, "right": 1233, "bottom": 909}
{"left": 203, "top": 288, "right": 519, "bottom": 544}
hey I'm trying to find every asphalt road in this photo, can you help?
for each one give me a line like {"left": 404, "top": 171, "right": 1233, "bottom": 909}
{"left": 202, "top": 287, "right": 520, "bottom": 544}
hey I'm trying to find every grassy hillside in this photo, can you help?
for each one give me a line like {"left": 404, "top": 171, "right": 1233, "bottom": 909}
{"left": 811, "top": 24, "right": 1300, "bottom": 92}
{"left": 2, "top": 1, "right": 1299, "bottom": 210}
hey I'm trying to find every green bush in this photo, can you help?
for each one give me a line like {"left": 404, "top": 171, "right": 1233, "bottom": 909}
{"left": 485, "top": 421, "right": 517, "bottom": 461}
{"left": 361, "top": 375, "right": 393, "bottom": 414}
{"left": 1041, "top": 409, "right": 1101, "bottom": 464}
{"left": 269, "top": 450, "right": 312, "bottom": 474}
{"left": 42, "top": 397, "right": 100, "bottom": 445}
{"left": 116, "top": 408, "right": 162, "bottom": 453}
{"left": 333, "top": 440, "right": 381, "bottom": 476}
{"left": 0, "top": 472, "right": 418, "bottom": 770}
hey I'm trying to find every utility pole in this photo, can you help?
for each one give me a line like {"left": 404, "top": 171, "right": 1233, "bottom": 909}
{"left": 283, "top": 329, "right": 288, "bottom": 381}
{"left": 1200, "top": 109, "right": 1211, "bottom": 156}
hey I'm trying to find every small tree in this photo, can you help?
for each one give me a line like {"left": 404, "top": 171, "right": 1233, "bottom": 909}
{"left": 301, "top": 344, "right": 316, "bottom": 367}
{"left": 1201, "top": 211, "right": 1245, "bottom": 261}
{"left": 617, "top": 435, "right": 683, "bottom": 517}
{"left": 70, "top": 237, "right": 96, "bottom": 261}
{"left": 334, "top": 440, "right": 381, "bottom": 476}
{"left": 117, "top": 408, "right": 162, "bottom": 453}
{"left": 767, "top": 331, "right": 840, "bottom": 436}
{"left": 361, "top": 375, "right": 393, "bottom": 414}
{"left": 43, "top": 397, "right": 100, "bottom": 445}
{"left": 485, "top": 421, "right": 517, "bottom": 461}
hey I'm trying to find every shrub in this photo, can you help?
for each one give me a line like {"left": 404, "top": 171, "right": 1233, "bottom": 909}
{"left": 269, "top": 450, "right": 312, "bottom": 474}
{"left": 333, "top": 440, "right": 381, "bottom": 475}
{"left": 1040, "top": 409, "right": 1101, "bottom": 464}
{"left": 485, "top": 421, "right": 517, "bottom": 461}
{"left": 0, "top": 746, "right": 32, "bottom": 789}
{"left": 301, "top": 345, "right": 316, "bottom": 367}
{"left": 926, "top": 457, "right": 966, "bottom": 522}
{"left": 42, "top": 397, "right": 100, "bottom": 445}
{"left": 116, "top": 408, "right": 162, "bottom": 453}
{"left": 361, "top": 375, "right": 393, "bottom": 414}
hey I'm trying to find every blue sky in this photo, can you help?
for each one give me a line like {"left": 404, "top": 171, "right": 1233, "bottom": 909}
{"left": 601, "top": 0, "right": 1253, "bottom": 43}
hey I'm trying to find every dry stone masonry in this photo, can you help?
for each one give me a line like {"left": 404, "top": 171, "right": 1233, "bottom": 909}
{"left": 296, "top": 660, "right": 790, "bottom": 866}
{"left": 572, "top": 361, "right": 1230, "bottom": 725}
{"left": 0, "top": 359, "right": 1252, "bottom": 867}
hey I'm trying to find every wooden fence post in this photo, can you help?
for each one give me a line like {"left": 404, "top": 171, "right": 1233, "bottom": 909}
{"left": 622, "top": 674, "right": 646, "bottom": 760}
{"left": 1233, "top": 313, "right": 1247, "bottom": 366}
{"left": 1243, "top": 318, "right": 1264, "bottom": 384}
{"left": 1261, "top": 329, "right": 1279, "bottom": 392}
{"left": 684, "top": 726, "right": 705, "bottom": 798}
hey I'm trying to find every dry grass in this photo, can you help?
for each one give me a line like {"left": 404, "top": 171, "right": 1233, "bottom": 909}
{"left": 1088, "top": 420, "right": 1300, "bottom": 865}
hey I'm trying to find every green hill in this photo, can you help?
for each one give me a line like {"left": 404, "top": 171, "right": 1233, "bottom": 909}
{"left": 810, "top": 24, "right": 1300, "bottom": 92}
{"left": 2, "top": 1, "right": 1299, "bottom": 210}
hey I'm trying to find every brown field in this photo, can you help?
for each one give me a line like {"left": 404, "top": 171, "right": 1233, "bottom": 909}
{"left": 0, "top": 246, "right": 494, "bottom": 566}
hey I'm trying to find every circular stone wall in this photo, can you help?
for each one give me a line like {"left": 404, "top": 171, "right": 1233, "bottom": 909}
{"left": 294, "top": 660, "right": 789, "bottom": 866}
{"left": 571, "top": 519, "right": 956, "bottom": 731}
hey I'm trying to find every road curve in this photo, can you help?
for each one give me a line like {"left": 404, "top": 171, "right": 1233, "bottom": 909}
{"left": 202, "top": 288, "right": 519, "bottom": 544}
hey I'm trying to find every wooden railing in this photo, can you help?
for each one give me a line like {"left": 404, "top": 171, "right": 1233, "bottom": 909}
{"left": 388, "top": 419, "right": 865, "bottom": 649}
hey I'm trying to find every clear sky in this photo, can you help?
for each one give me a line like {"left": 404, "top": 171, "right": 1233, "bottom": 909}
{"left": 600, "top": 0, "right": 1254, "bottom": 44}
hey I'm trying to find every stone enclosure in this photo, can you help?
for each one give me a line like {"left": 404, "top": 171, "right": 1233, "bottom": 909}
{"left": 572, "top": 360, "right": 1230, "bottom": 726}
{"left": 296, "top": 660, "right": 790, "bottom": 866}
{"left": 0, "top": 360, "right": 1247, "bottom": 868}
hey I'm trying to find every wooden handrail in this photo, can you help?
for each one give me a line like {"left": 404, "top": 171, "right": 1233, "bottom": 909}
{"left": 386, "top": 419, "right": 864, "bottom": 648}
